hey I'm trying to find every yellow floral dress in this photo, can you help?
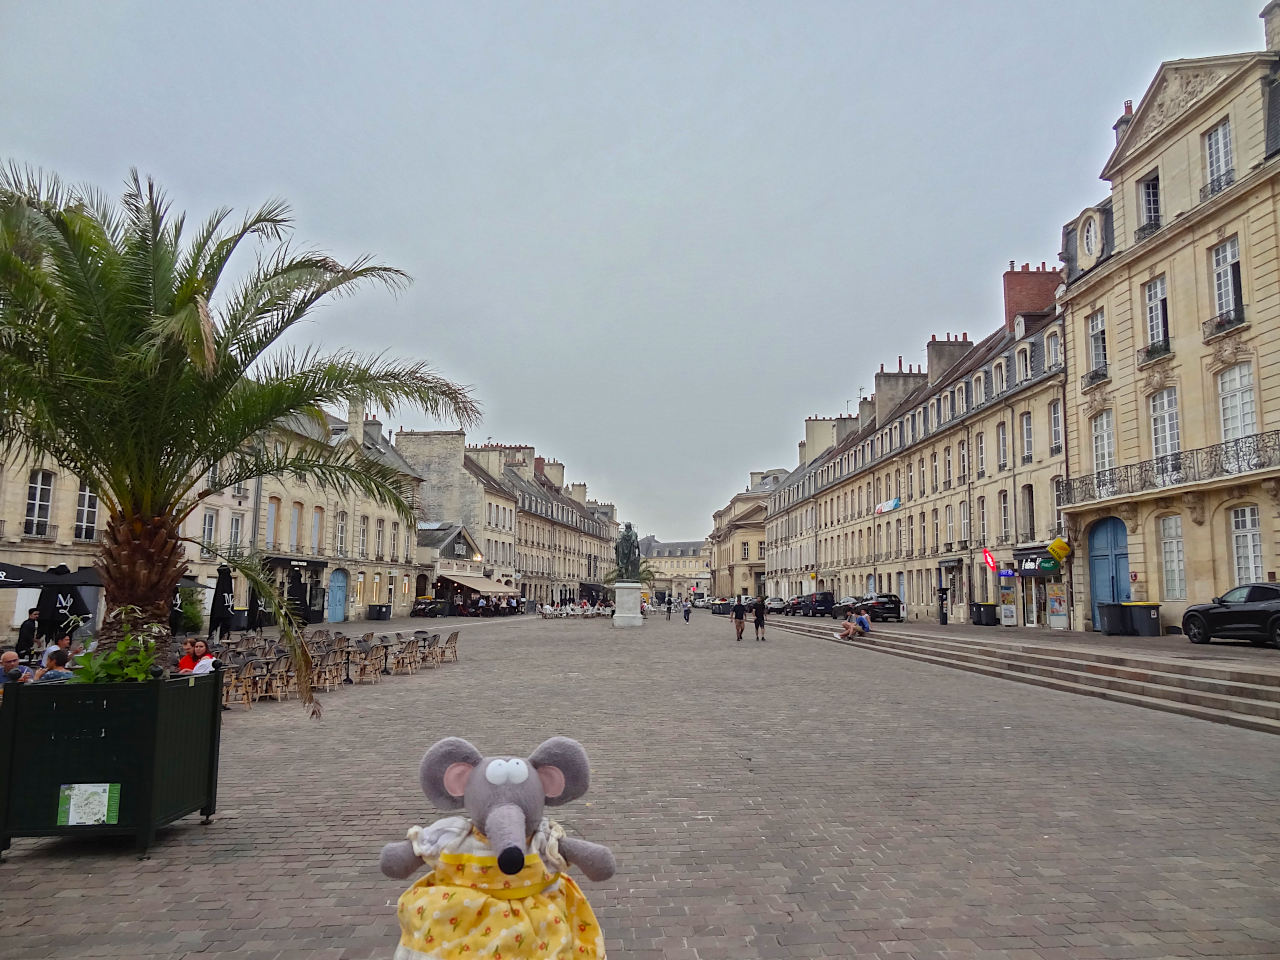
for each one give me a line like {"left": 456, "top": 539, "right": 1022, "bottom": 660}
{"left": 393, "top": 816, "right": 606, "bottom": 960}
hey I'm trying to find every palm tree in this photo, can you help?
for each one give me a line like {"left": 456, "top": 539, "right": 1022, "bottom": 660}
{"left": 0, "top": 166, "right": 479, "bottom": 702}
{"left": 602, "top": 561, "right": 660, "bottom": 589}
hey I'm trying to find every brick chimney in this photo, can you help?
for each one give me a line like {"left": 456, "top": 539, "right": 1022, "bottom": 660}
{"left": 1002, "top": 261, "right": 1060, "bottom": 332}
{"left": 1112, "top": 99, "right": 1134, "bottom": 144}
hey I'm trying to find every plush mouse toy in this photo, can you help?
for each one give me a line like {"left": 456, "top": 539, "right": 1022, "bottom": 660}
{"left": 380, "top": 736, "right": 616, "bottom": 959}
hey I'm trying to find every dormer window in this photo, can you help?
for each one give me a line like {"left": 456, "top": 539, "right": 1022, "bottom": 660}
{"left": 973, "top": 375, "right": 985, "bottom": 405}
{"left": 1046, "top": 332, "right": 1061, "bottom": 368}
{"left": 1082, "top": 217, "right": 1098, "bottom": 256}
{"left": 1016, "top": 347, "right": 1030, "bottom": 382}
{"left": 1138, "top": 172, "right": 1161, "bottom": 238}
{"left": 994, "top": 362, "right": 1006, "bottom": 393}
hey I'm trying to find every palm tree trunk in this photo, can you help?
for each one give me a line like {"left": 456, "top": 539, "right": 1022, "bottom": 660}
{"left": 95, "top": 513, "right": 188, "bottom": 661}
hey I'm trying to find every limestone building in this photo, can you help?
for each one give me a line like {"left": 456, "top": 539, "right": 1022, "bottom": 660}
{"left": 766, "top": 264, "right": 1070, "bottom": 627}
{"left": 1057, "top": 5, "right": 1280, "bottom": 633}
{"left": 708, "top": 470, "right": 788, "bottom": 598}
{"left": 638, "top": 535, "right": 711, "bottom": 601}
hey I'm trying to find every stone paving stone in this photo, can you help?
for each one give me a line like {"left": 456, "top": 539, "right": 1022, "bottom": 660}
{"left": 1, "top": 612, "right": 1278, "bottom": 959}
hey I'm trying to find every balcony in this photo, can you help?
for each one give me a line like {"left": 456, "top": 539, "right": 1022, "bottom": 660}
{"left": 1017, "top": 528, "right": 1037, "bottom": 543}
{"left": 943, "top": 542, "right": 953, "bottom": 553}
{"left": 1137, "top": 338, "right": 1173, "bottom": 366}
{"left": 996, "top": 533, "right": 1011, "bottom": 545}
{"left": 22, "top": 521, "right": 57, "bottom": 541}
{"left": 1058, "top": 430, "right": 1280, "bottom": 506}
{"left": 942, "top": 479, "right": 952, "bottom": 490}
{"left": 977, "top": 469, "right": 986, "bottom": 479}
{"left": 1081, "top": 364, "right": 1110, "bottom": 391}
{"left": 73, "top": 526, "right": 103, "bottom": 543}
{"left": 1202, "top": 306, "right": 1246, "bottom": 342}
{"left": 1134, "top": 218, "right": 1161, "bottom": 243}
{"left": 955, "top": 474, "right": 967, "bottom": 485}
{"left": 956, "top": 538, "right": 969, "bottom": 551}
{"left": 334, "top": 545, "right": 349, "bottom": 558}
{"left": 1021, "top": 453, "right": 1033, "bottom": 465}
{"left": 1047, "top": 522, "right": 1066, "bottom": 539}
{"left": 1200, "top": 168, "right": 1235, "bottom": 202}
{"left": 1050, "top": 444, "right": 1063, "bottom": 457}
{"left": 929, "top": 546, "right": 939, "bottom": 556}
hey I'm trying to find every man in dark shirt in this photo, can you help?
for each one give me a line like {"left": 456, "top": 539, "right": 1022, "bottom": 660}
{"left": 15, "top": 608, "right": 38, "bottom": 662}
{"left": 730, "top": 598, "right": 746, "bottom": 641}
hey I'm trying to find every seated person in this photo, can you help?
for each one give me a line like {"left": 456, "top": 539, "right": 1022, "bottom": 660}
{"left": 1, "top": 650, "right": 34, "bottom": 684}
{"left": 179, "top": 639, "right": 216, "bottom": 675}
{"left": 176, "top": 638, "right": 197, "bottom": 672}
{"left": 41, "top": 634, "right": 72, "bottom": 667}
{"left": 835, "top": 607, "right": 873, "bottom": 640}
{"left": 855, "top": 608, "right": 872, "bottom": 634}
{"left": 35, "top": 648, "right": 74, "bottom": 682}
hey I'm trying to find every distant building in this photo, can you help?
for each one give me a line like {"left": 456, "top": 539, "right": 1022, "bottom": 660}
{"left": 638, "top": 535, "right": 710, "bottom": 600}
{"left": 708, "top": 470, "right": 788, "bottom": 598}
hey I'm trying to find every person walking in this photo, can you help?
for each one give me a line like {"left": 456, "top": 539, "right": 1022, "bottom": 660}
{"left": 730, "top": 597, "right": 746, "bottom": 641}
{"left": 15, "top": 607, "right": 39, "bottom": 663}
{"left": 753, "top": 599, "right": 766, "bottom": 641}
{"left": 665, "top": 597, "right": 673, "bottom": 621}
{"left": 682, "top": 598, "right": 691, "bottom": 623}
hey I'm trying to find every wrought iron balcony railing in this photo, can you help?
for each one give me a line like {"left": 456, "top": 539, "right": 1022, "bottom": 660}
{"left": 996, "top": 533, "right": 1011, "bottom": 545}
{"left": 1021, "top": 453, "right": 1033, "bottom": 465}
{"left": 22, "top": 521, "right": 57, "bottom": 540}
{"left": 1200, "top": 168, "right": 1235, "bottom": 202}
{"left": 942, "top": 479, "right": 952, "bottom": 490}
{"left": 943, "top": 542, "right": 953, "bottom": 553}
{"left": 1058, "top": 430, "right": 1280, "bottom": 506}
{"left": 1134, "top": 218, "right": 1161, "bottom": 243}
{"left": 1017, "top": 528, "right": 1037, "bottom": 543}
{"left": 1081, "top": 364, "right": 1110, "bottom": 390}
{"left": 1203, "top": 306, "right": 1246, "bottom": 341}
{"left": 73, "top": 527, "right": 103, "bottom": 543}
{"left": 1137, "top": 338, "right": 1173, "bottom": 365}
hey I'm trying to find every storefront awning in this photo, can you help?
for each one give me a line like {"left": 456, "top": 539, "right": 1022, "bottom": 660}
{"left": 438, "top": 572, "right": 505, "bottom": 593}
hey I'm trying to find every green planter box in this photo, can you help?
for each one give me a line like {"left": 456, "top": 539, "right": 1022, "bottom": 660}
{"left": 0, "top": 669, "right": 223, "bottom": 859}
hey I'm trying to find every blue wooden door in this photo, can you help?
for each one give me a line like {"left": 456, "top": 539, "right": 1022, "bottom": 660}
{"left": 327, "top": 570, "right": 348, "bottom": 623}
{"left": 1087, "top": 517, "right": 1130, "bottom": 626}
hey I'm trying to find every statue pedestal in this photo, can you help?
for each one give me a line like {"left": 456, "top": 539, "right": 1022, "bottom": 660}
{"left": 612, "top": 581, "right": 644, "bottom": 628}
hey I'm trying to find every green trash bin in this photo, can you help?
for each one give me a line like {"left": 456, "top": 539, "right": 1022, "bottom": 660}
{"left": 1123, "top": 602, "right": 1161, "bottom": 636}
{"left": 1096, "top": 602, "right": 1135, "bottom": 636}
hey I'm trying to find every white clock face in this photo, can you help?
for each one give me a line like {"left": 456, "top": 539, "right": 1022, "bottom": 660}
{"left": 1082, "top": 217, "right": 1098, "bottom": 256}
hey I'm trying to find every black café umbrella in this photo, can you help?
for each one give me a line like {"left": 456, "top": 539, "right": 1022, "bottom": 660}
{"left": 207, "top": 565, "right": 235, "bottom": 641}
{"left": 0, "top": 561, "right": 53, "bottom": 589}
{"left": 287, "top": 568, "right": 310, "bottom": 627}
{"left": 36, "top": 565, "right": 98, "bottom": 643}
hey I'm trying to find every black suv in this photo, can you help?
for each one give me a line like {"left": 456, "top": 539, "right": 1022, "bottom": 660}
{"left": 859, "top": 593, "right": 904, "bottom": 622}
{"left": 799, "top": 592, "right": 836, "bottom": 617}
{"left": 1183, "top": 583, "right": 1280, "bottom": 646}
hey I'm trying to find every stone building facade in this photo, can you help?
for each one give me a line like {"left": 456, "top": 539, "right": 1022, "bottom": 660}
{"left": 708, "top": 470, "right": 788, "bottom": 598}
{"left": 638, "top": 535, "right": 711, "bottom": 601}
{"left": 1058, "top": 9, "right": 1280, "bottom": 633}
{"left": 767, "top": 265, "right": 1071, "bottom": 627}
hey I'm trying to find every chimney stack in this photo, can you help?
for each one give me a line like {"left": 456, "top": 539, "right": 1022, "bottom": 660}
{"left": 1266, "top": 2, "right": 1280, "bottom": 50}
{"left": 1113, "top": 99, "right": 1134, "bottom": 144}
{"left": 1002, "top": 260, "right": 1061, "bottom": 331}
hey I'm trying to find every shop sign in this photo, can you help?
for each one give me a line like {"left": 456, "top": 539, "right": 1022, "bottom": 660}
{"left": 1047, "top": 536, "right": 1071, "bottom": 563}
{"left": 1038, "top": 557, "right": 1060, "bottom": 573}
{"left": 997, "top": 569, "right": 1016, "bottom": 578}
{"left": 983, "top": 548, "right": 997, "bottom": 572}
{"left": 874, "top": 498, "right": 901, "bottom": 515}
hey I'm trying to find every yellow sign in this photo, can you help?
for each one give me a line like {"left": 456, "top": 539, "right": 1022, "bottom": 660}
{"left": 809, "top": 572, "right": 817, "bottom": 579}
{"left": 1047, "top": 537, "right": 1072, "bottom": 562}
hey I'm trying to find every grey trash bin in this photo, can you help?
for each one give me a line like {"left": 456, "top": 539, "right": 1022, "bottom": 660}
{"left": 1125, "top": 602, "right": 1161, "bottom": 636}
{"left": 1096, "top": 602, "right": 1135, "bottom": 636}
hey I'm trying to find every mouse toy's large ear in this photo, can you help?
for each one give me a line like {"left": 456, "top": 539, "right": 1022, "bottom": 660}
{"left": 420, "top": 737, "right": 483, "bottom": 809}
{"left": 528, "top": 736, "right": 591, "bottom": 806}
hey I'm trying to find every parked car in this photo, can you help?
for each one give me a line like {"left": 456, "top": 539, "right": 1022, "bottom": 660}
{"left": 764, "top": 596, "right": 786, "bottom": 613}
{"left": 1182, "top": 583, "right": 1280, "bottom": 646}
{"left": 410, "top": 597, "right": 448, "bottom": 617}
{"left": 784, "top": 595, "right": 804, "bottom": 615}
{"left": 835, "top": 596, "right": 861, "bottom": 616}
{"left": 799, "top": 592, "right": 836, "bottom": 617}
{"left": 859, "top": 593, "right": 905, "bottom": 621}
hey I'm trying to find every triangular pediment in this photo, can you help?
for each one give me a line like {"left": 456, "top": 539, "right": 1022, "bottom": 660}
{"left": 1101, "top": 54, "right": 1266, "bottom": 180}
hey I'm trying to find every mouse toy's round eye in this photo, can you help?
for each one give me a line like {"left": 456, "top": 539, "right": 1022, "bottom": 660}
{"left": 506, "top": 758, "right": 530, "bottom": 784}
{"left": 485, "top": 759, "right": 510, "bottom": 785}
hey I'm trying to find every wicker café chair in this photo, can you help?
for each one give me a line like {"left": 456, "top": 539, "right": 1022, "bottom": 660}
{"left": 439, "top": 631, "right": 459, "bottom": 664}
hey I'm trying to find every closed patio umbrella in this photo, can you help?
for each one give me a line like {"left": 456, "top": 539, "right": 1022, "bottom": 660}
{"left": 36, "top": 576, "right": 93, "bottom": 642}
{"left": 287, "top": 568, "right": 310, "bottom": 626}
{"left": 207, "top": 565, "right": 235, "bottom": 642}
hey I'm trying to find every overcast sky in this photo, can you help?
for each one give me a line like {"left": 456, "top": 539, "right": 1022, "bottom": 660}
{"left": 3, "top": 0, "right": 1265, "bottom": 539}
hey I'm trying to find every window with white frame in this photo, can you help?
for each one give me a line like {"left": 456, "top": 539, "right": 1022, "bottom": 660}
{"left": 230, "top": 513, "right": 243, "bottom": 553}
{"left": 1231, "top": 505, "right": 1262, "bottom": 584}
{"left": 998, "top": 490, "right": 1010, "bottom": 538}
{"left": 973, "top": 375, "right": 985, "bottom": 405}
{"left": 930, "top": 453, "right": 938, "bottom": 490}
{"left": 958, "top": 440, "right": 967, "bottom": 478}
{"left": 289, "top": 502, "right": 301, "bottom": 551}
{"left": 1140, "top": 172, "right": 1161, "bottom": 226}
{"left": 994, "top": 363, "right": 1006, "bottom": 393}
{"left": 944, "top": 447, "right": 952, "bottom": 483}
{"left": 201, "top": 509, "right": 217, "bottom": 557}
{"left": 931, "top": 509, "right": 939, "bottom": 548}
{"left": 945, "top": 505, "right": 954, "bottom": 543}
{"left": 1218, "top": 362, "right": 1256, "bottom": 442}
{"left": 376, "top": 518, "right": 385, "bottom": 557}
{"left": 996, "top": 422, "right": 1008, "bottom": 468}
{"left": 1016, "top": 347, "right": 1030, "bottom": 382}
{"left": 312, "top": 508, "right": 323, "bottom": 554}
{"left": 359, "top": 515, "right": 369, "bottom": 555}
{"left": 741, "top": 541, "right": 749, "bottom": 561}
{"left": 1204, "top": 118, "right": 1233, "bottom": 191}
{"left": 1049, "top": 400, "right": 1062, "bottom": 452}
{"left": 24, "top": 469, "right": 54, "bottom": 537}
{"left": 959, "top": 500, "right": 970, "bottom": 540}
{"left": 1150, "top": 386, "right": 1180, "bottom": 461}
{"left": 956, "top": 385, "right": 967, "bottom": 415}
{"left": 207, "top": 460, "right": 220, "bottom": 490}
{"left": 1046, "top": 332, "right": 1060, "bottom": 368}
{"left": 1159, "top": 515, "right": 1186, "bottom": 600}
{"left": 1144, "top": 275, "right": 1169, "bottom": 346}
{"left": 75, "top": 481, "right": 98, "bottom": 541}
{"left": 1092, "top": 410, "right": 1116, "bottom": 472}
{"left": 1211, "top": 237, "right": 1242, "bottom": 320}
{"left": 1020, "top": 412, "right": 1033, "bottom": 461}
{"left": 265, "top": 498, "right": 279, "bottom": 549}
{"left": 391, "top": 521, "right": 400, "bottom": 560}
{"left": 1088, "top": 309, "right": 1107, "bottom": 369}
{"left": 976, "top": 433, "right": 986, "bottom": 474}
{"left": 978, "top": 497, "right": 987, "bottom": 539}
{"left": 336, "top": 511, "right": 347, "bottom": 554}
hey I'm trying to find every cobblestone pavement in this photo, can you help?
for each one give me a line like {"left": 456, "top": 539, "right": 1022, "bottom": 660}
{"left": 4, "top": 611, "right": 1279, "bottom": 959}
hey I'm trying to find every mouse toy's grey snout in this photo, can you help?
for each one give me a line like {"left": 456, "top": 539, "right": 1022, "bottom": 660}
{"left": 484, "top": 802, "right": 529, "bottom": 875}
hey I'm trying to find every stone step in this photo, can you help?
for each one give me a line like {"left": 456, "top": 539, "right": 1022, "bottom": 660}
{"left": 771, "top": 620, "right": 1280, "bottom": 734}
{"left": 777, "top": 618, "right": 1280, "bottom": 689}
